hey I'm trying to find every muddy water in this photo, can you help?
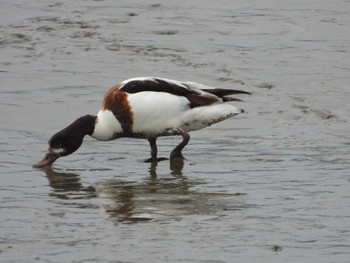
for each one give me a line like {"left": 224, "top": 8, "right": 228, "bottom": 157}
{"left": 1, "top": 0, "right": 350, "bottom": 262}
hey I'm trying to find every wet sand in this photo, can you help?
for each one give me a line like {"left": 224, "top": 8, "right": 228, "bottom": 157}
{"left": 1, "top": 1, "right": 350, "bottom": 262}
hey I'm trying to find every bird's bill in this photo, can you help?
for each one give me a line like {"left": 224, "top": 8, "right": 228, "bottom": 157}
{"left": 33, "top": 152, "right": 60, "bottom": 168}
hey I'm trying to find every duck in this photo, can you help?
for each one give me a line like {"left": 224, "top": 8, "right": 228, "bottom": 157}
{"left": 34, "top": 77, "right": 250, "bottom": 167}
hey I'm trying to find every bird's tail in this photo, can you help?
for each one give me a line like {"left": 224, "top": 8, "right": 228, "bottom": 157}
{"left": 202, "top": 88, "right": 251, "bottom": 102}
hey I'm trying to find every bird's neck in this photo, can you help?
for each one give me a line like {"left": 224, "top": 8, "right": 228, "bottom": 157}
{"left": 73, "top": 115, "right": 97, "bottom": 136}
{"left": 90, "top": 110, "right": 124, "bottom": 141}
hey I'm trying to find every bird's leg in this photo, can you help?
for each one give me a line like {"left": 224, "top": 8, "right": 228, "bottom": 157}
{"left": 145, "top": 138, "right": 168, "bottom": 163}
{"left": 145, "top": 138, "right": 157, "bottom": 163}
{"left": 170, "top": 129, "right": 190, "bottom": 161}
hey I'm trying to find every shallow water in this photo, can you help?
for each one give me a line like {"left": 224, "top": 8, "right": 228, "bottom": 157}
{"left": 1, "top": 0, "right": 350, "bottom": 262}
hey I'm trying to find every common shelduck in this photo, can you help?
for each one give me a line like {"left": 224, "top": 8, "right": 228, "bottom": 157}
{"left": 34, "top": 77, "right": 250, "bottom": 167}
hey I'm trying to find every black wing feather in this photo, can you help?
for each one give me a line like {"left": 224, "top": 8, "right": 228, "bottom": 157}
{"left": 120, "top": 78, "right": 195, "bottom": 97}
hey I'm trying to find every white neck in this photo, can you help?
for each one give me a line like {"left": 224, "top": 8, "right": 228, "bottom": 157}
{"left": 91, "top": 110, "right": 123, "bottom": 141}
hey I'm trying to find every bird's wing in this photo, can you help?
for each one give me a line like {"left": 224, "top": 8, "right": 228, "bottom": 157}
{"left": 119, "top": 77, "right": 221, "bottom": 107}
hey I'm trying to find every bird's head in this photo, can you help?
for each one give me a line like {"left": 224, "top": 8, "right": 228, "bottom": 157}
{"left": 33, "top": 115, "right": 96, "bottom": 168}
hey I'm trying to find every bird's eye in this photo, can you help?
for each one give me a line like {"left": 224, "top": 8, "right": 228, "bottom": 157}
{"left": 55, "top": 141, "right": 63, "bottom": 148}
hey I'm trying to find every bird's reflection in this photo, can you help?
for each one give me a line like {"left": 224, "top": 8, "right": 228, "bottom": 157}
{"left": 40, "top": 165, "right": 97, "bottom": 200}
{"left": 38, "top": 159, "right": 244, "bottom": 224}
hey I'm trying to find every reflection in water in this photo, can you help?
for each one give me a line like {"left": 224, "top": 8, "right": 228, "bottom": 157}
{"left": 38, "top": 160, "right": 245, "bottom": 223}
{"left": 39, "top": 166, "right": 97, "bottom": 200}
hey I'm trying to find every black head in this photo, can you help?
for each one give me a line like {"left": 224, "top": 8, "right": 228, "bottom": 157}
{"left": 33, "top": 115, "right": 96, "bottom": 167}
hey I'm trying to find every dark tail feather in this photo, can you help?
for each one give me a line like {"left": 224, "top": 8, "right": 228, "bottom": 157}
{"left": 203, "top": 88, "right": 251, "bottom": 97}
{"left": 203, "top": 88, "right": 250, "bottom": 102}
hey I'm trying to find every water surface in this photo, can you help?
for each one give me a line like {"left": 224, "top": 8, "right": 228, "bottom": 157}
{"left": 1, "top": 0, "right": 350, "bottom": 262}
